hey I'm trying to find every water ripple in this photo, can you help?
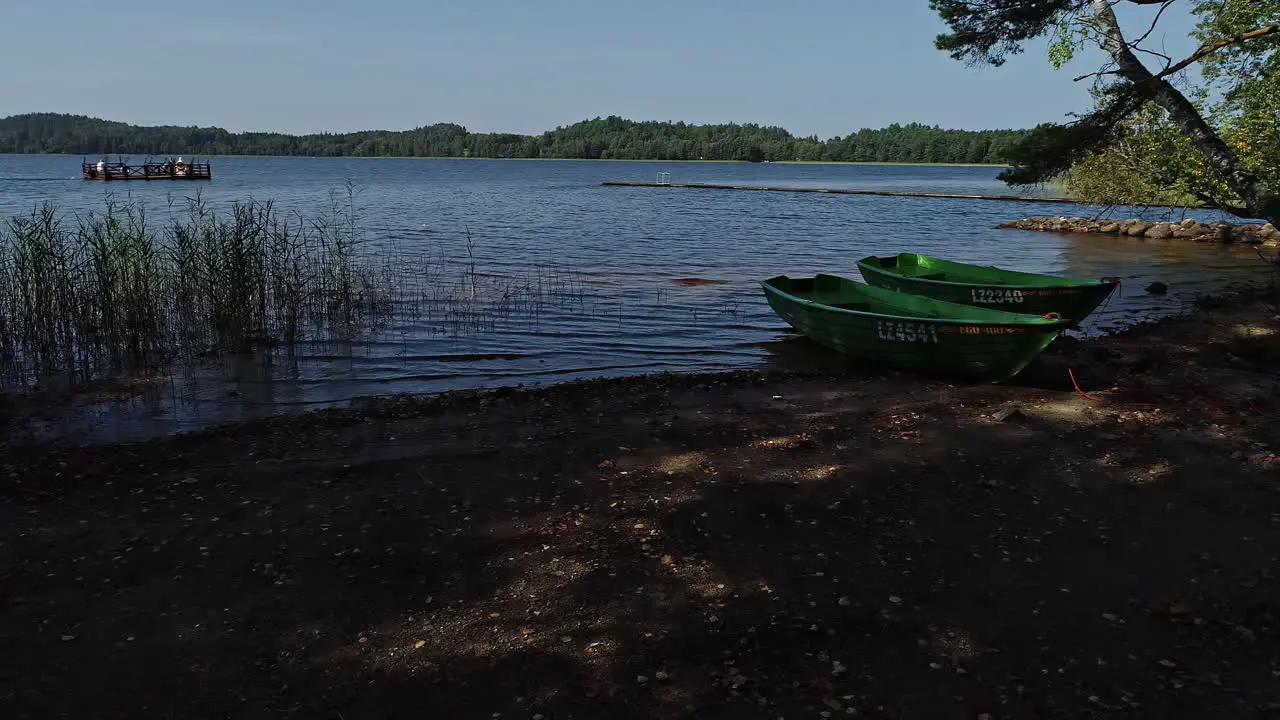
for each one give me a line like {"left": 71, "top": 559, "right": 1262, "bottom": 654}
{"left": 0, "top": 155, "right": 1270, "bottom": 441}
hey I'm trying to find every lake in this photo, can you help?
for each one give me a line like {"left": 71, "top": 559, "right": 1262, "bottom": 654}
{"left": 0, "top": 154, "right": 1271, "bottom": 441}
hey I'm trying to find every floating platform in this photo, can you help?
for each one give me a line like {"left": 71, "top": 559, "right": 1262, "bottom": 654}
{"left": 602, "top": 180, "right": 1091, "bottom": 205}
{"left": 83, "top": 160, "right": 212, "bottom": 181}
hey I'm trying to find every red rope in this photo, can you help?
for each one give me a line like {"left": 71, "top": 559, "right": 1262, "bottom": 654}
{"left": 1068, "top": 368, "right": 1157, "bottom": 407}
{"left": 1068, "top": 368, "right": 1107, "bottom": 402}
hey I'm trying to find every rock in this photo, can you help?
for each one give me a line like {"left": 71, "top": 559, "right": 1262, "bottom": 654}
{"left": 1208, "top": 223, "right": 1235, "bottom": 241}
{"left": 1146, "top": 282, "right": 1168, "bottom": 295}
{"left": 1193, "top": 224, "right": 1232, "bottom": 242}
{"left": 991, "top": 406, "right": 1025, "bottom": 423}
{"left": 998, "top": 216, "right": 1278, "bottom": 244}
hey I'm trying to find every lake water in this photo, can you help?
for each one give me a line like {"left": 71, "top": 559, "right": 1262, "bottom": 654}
{"left": 0, "top": 154, "right": 1271, "bottom": 442}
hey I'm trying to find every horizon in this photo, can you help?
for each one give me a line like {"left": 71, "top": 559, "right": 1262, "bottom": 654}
{"left": 1, "top": 1, "right": 1200, "bottom": 138}
{"left": 1, "top": 111, "right": 1036, "bottom": 137}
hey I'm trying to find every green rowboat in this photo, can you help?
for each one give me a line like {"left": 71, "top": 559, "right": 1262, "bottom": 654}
{"left": 856, "top": 253, "right": 1119, "bottom": 322}
{"left": 761, "top": 274, "right": 1072, "bottom": 381}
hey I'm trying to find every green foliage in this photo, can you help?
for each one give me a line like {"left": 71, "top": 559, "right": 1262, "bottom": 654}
{"left": 1063, "top": 103, "right": 1201, "bottom": 207}
{"left": 1192, "top": 0, "right": 1280, "bottom": 86}
{"left": 1188, "top": 0, "right": 1280, "bottom": 204}
{"left": 931, "top": 0, "right": 1146, "bottom": 187}
{"left": 930, "top": 0, "right": 1082, "bottom": 66}
{"left": 0, "top": 113, "right": 1031, "bottom": 165}
{"left": 998, "top": 83, "right": 1145, "bottom": 186}
{"left": 1048, "top": 18, "right": 1089, "bottom": 70}
{"left": 1064, "top": 1, "right": 1280, "bottom": 213}
{"left": 933, "top": 0, "right": 1280, "bottom": 221}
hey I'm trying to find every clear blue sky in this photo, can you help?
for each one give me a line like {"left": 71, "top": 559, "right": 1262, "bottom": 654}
{"left": 0, "top": 0, "right": 1201, "bottom": 137}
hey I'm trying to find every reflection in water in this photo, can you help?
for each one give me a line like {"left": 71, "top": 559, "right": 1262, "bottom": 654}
{"left": 0, "top": 155, "right": 1271, "bottom": 443}
{"left": 1052, "top": 234, "right": 1269, "bottom": 333}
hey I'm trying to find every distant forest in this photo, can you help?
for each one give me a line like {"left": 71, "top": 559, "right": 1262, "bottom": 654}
{"left": 0, "top": 113, "right": 1029, "bottom": 164}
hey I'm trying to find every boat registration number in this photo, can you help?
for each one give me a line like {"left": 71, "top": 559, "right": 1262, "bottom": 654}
{"left": 876, "top": 320, "right": 939, "bottom": 344}
{"left": 970, "top": 288, "right": 1024, "bottom": 304}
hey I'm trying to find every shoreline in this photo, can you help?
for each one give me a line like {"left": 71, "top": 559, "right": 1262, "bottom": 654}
{"left": 2, "top": 151, "right": 1007, "bottom": 167}
{"left": 2, "top": 283, "right": 1269, "bottom": 450}
{"left": 1, "top": 283, "right": 1274, "bottom": 452}
{"left": 3, "top": 286, "right": 1277, "bottom": 717}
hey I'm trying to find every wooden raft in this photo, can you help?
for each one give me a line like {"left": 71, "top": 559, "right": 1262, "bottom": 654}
{"left": 83, "top": 161, "right": 212, "bottom": 181}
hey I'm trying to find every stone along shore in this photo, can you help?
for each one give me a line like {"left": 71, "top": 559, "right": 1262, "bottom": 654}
{"left": 1000, "top": 216, "right": 1280, "bottom": 245}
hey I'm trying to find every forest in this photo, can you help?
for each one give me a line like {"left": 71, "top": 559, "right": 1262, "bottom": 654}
{"left": 0, "top": 113, "right": 1027, "bottom": 164}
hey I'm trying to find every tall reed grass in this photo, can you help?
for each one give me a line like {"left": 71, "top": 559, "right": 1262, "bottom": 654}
{"left": 0, "top": 191, "right": 589, "bottom": 390}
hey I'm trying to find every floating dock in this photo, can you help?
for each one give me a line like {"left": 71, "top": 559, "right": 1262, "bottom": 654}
{"left": 601, "top": 180, "right": 1091, "bottom": 205}
{"left": 83, "top": 160, "right": 212, "bottom": 181}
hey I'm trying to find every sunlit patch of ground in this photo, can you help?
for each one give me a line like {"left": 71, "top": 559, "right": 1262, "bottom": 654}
{"left": 752, "top": 434, "right": 810, "bottom": 450}
{"left": 655, "top": 452, "right": 707, "bottom": 475}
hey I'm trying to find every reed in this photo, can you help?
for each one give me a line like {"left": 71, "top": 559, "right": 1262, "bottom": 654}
{"left": 0, "top": 192, "right": 591, "bottom": 390}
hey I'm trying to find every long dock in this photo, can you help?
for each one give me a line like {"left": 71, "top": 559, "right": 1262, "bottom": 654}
{"left": 602, "top": 180, "right": 1091, "bottom": 205}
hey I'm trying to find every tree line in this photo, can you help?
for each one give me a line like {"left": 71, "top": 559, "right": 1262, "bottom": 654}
{"left": 0, "top": 113, "right": 1028, "bottom": 164}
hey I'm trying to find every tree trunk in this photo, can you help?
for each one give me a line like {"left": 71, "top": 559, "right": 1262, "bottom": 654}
{"left": 1089, "top": 0, "right": 1280, "bottom": 225}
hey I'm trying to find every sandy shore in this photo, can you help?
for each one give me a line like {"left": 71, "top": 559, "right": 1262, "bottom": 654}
{"left": 3, "top": 290, "right": 1279, "bottom": 719}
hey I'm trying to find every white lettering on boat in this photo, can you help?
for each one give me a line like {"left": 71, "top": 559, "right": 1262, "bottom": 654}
{"left": 970, "top": 288, "right": 1024, "bottom": 304}
{"left": 875, "top": 320, "right": 939, "bottom": 344}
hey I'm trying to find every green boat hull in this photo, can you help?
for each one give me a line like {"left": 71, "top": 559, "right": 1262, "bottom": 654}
{"left": 857, "top": 253, "right": 1119, "bottom": 322}
{"left": 761, "top": 274, "right": 1071, "bottom": 382}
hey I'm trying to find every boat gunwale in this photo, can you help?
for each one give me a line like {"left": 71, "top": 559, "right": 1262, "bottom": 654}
{"left": 760, "top": 275, "right": 1074, "bottom": 330}
{"left": 856, "top": 254, "right": 1116, "bottom": 292}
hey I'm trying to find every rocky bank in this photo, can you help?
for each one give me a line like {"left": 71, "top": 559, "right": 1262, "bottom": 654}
{"left": 1000, "top": 215, "right": 1280, "bottom": 246}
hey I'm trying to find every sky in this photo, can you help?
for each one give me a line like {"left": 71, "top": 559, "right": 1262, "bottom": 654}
{"left": 0, "top": 0, "right": 1204, "bottom": 137}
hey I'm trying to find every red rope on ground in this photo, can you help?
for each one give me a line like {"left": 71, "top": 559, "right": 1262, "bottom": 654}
{"left": 1067, "top": 368, "right": 1157, "bottom": 407}
{"left": 1068, "top": 368, "right": 1108, "bottom": 402}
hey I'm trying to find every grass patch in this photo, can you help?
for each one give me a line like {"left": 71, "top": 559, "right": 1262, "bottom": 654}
{"left": 0, "top": 190, "right": 589, "bottom": 391}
